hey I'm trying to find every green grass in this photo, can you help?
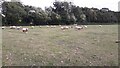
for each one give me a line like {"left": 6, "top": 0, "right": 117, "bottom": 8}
{"left": 2, "top": 25, "right": 118, "bottom": 66}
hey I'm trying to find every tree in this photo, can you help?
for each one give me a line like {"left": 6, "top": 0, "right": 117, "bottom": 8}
{"left": 2, "top": 2, "right": 27, "bottom": 25}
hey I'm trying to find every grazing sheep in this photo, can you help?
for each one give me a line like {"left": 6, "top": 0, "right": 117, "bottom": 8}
{"left": 99, "top": 25, "right": 102, "bottom": 27}
{"left": 115, "top": 40, "right": 120, "bottom": 43}
{"left": 59, "top": 25, "right": 61, "bottom": 27}
{"left": 65, "top": 26, "right": 69, "bottom": 29}
{"left": 75, "top": 26, "right": 83, "bottom": 30}
{"left": 46, "top": 25, "right": 50, "bottom": 28}
{"left": 84, "top": 25, "right": 88, "bottom": 28}
{"left": 10, "top": 26, "right": 16, "bottom": 29}
{"left": 74, "top": 24, "right": 77, "bottom": 26}
{"left": 53, "top": 25, "right": 56, "bottom": 28}
{"left": 70, "top": 26, "right": 73, "bottom": 28}
{"left": 31, "top": 26, "right": 34, "bottom": 29}
{"left": 22, "top": 28, "right": 28, "bottom": 33}
{"left": 39, "top": 26, "right": 42, "bottom": 28}
{"left": 16, "top": 26, "right": 21, "bottom": 30}
{"left": 61, "top": 26, "right": 65, "bottom": 30}
{"left": 51, "top": 25, "right": 56, "bottom": 28}
{"left": 61, "top": 26, "right": 69, "bottom": 30}
{"left": 12, "top": 26, "right": 16, "bottom": 29}
{"left": 2, "top": 26, "right": 5, "bottom": 29}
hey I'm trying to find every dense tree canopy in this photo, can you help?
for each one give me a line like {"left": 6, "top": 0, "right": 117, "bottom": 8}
{"left": 1, "top": 1, "right": 119, "bottom": 26}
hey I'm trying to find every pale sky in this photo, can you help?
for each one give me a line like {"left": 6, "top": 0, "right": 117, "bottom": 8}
{"left": 6, "top": 0, "right": 120, "bottom": 11}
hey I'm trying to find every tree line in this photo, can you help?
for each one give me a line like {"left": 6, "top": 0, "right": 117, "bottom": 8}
{"left": 1, "top": 1, "right": 120, "bottom": 26}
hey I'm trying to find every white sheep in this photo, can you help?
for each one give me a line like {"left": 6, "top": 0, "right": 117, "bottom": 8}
{"left": 2, "top": 26, "right": 5, "bottom": 29}
{"left": 53, "top": 25, "right": 56, "bottom": 28}
{"left": 46, "top": 25, "right": 50, "bottom": 28}
{"left": 10, "top": 26, "right": 16, "bottom": 29}
{"left": 99, "top": 25, "right": 102, "bottom": 27}
{"left": 16, "top": 26, "right": 21, "bottom": 30}
{"left": 75, "top": 26, "right": 83, "bottom": 30}
{"left": 22, "top": 28, "right": 28, "bottom": 33}
{"left": 69, "top": 26, "right": 73, "bottom": 28}
{"left": 61, "top": 26, "right": 69, "bottom": 30}
{"left": 74, "top": 24, "right": 77, "bottom": 26}
{"left": 84, "top": 25, "right": 88, "bottom": 28}
{"left": 59, "top": 25, "right": 61, "bottom": 27}
{"left": 65, "top": 26, "right": 69, "bottom": 29}
{"left": 61, "top": 26, "right": 65, "bottom": 30}
{"left": 39, "top": 26, "right": 42, "bottom": 28}
{"left": 31, "top": 26, "right": 34, "bottom": 29}
{"left": 51, "top": 26, "right": 55, "bottom": 28}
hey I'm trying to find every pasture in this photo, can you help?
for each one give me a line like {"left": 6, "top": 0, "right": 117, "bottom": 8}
{"left": 2, "top": 25, "right": 118, "bottom": 66}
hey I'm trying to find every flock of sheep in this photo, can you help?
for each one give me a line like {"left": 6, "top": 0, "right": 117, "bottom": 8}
{"left": 2, "top": 26, "right": 29, "bottom": 33}
{"left": 1, "top": 25, "right": 103, "bottom": 33}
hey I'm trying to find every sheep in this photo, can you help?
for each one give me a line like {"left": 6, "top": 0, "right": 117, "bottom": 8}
{"left": 16, "top": 26, "right": 21, "bottom": 30}
{"left": 10, "top": 26, "right": 12, "bottom": 29}
{"left": 46, "top": 25, "right": 50, "bottom": 28}
{"left": 61, "top": 26, "right": 65, "bottom": 30}
{"left": 51, "top": 25, "right": 56, "bottom": 28}
{"left": 53, "top": 25, "right": 57, "bottom": 28}
{"left": 59, "top": 25, "right": 61, "bottom": 26}
{"left": 65, "top": 26, "right": 69, "bottom": 29}
{"left": 2, "top": 26, "right": 5, "bottom": 29}
{"left": 61, "top": 26, "right": 69, "bottom": 30}
{"left": 22, "top": 28, "right": 28, "bottom": 33}
{"left": 39, "top": 26, "right": 42, "bottom": 28}
{"left": 31, "top": 26, "right": 34, "bottom": 29}
{"left": 115, "top": 40, "right": 120, "bottom": 43}
{"left": 70, "top": 26, "right": 73, "bottom": 28}
{"left": 12, "top": 26, "right": 16, "bottom": 29}
{"left": 74, "top": 24, "right": 77, "bottom": 26}
{"left": 75, "top": 26, "right": 83, "bottom": 30}
{"left": 84, "top": 25, "right": 88, "bottom": 28}
{"left": 10, "top": 26, "right": 16, "bottom": 29}
{"left": 99, "top": 25, "right": 102, "bottom": 27}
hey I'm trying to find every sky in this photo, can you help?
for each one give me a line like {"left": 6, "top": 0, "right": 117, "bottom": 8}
{"left": 5, "top": 0, "right": 120, "bottom": 11}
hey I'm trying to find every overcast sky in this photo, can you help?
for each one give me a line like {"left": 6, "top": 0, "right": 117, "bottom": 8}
{"left": 6, "top": 0, "right": 119, "bottom": 11}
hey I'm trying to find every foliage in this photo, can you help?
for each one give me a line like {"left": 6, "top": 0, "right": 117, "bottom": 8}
{"left": 1, "top": 1, "right": 119, "bottom": 26}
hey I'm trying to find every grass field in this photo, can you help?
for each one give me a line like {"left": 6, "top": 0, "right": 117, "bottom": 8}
{"left": 0, "top": 28, "right": 2, "bottom": 67}
{"left": 2, "top": 25, "right": 118, "bottom": 66}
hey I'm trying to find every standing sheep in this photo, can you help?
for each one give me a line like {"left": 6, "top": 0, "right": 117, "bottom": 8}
{"left": 99, "top": 25, "right": 102, "bottom": 27}
{"left": 75, "top": 26, "right": 83, "bottom": 30}
{"left": 2, "top": 26, "right": 5, "bottom": 29}
{"left": 61, "top": 26, "right": 69, "bottom": 30}
{"left": 22, "top": 28, "right": 28, "bottom": 33}
{"left": 16, "top": 26, "right": 21, "bottom": 30}
{"left": 84, "top": 25, "right": 88, "bottom": 28}
{"left": 31, "top": 26, "right": 34, "bottom": 29}
{"left": 10, "top": 26, "right": 16, "bottom": 29}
